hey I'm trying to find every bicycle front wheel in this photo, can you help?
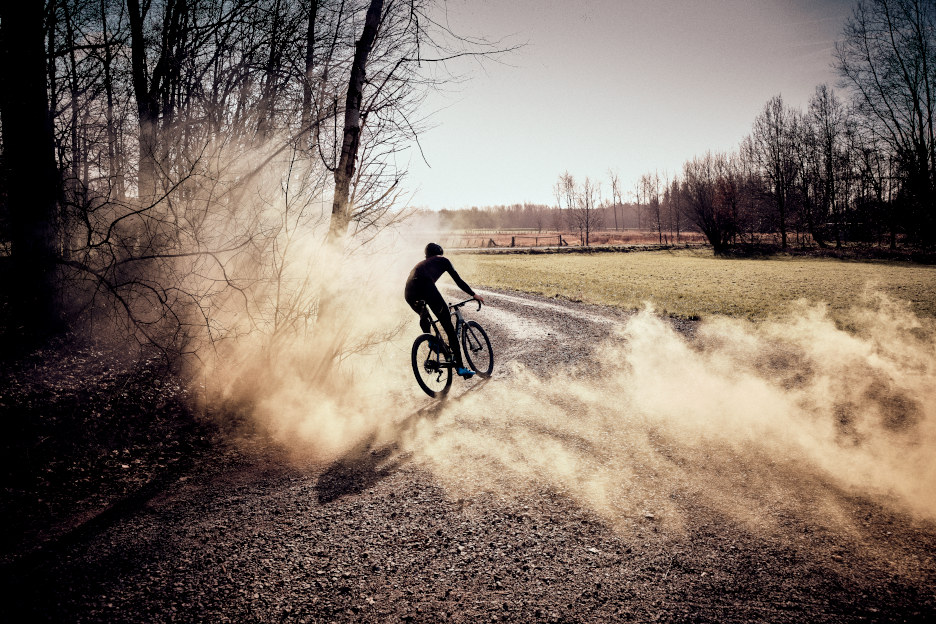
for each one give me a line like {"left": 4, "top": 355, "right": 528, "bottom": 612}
{"left": 412, "top": 333, "right": 452, "bottom": 397}
{"left": 461, "top": 320, "right": 493, "bottom": 377}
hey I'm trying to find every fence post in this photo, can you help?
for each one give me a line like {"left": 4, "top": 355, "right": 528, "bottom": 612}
{"left": 511, "top": 236, "right": 515, "bottom": 247}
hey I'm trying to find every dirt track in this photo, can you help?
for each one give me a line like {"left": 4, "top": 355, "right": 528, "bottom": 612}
{"left": 4, "top": 288, "right": 935, "bottom": 623}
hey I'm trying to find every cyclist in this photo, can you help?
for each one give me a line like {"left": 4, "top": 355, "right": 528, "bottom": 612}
{"left": 405, "top": 243, "right": 484, "bottom": 378}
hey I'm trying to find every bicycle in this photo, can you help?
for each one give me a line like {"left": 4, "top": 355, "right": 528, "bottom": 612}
{"left": 411, "top": 298, "right": 494, "bottom": 397}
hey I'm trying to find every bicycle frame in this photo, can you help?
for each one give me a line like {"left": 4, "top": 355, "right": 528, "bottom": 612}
{"left": 411, "top": 296, "right": 491, "bottom": 395}
{"left": 418, "top": 298, "right": 479, "bottom": 365}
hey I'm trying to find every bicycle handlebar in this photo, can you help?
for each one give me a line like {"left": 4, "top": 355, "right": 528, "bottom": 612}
{"left": 450, "top": 297, "right": 482, "bottom": 312}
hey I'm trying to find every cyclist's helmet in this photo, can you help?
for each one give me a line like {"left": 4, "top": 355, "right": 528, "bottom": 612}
{"left": 425, "top": 242, "right": 443, "bottom": 257}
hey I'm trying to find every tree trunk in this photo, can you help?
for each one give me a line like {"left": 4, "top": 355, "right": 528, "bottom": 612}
{"left": 127, "top": 0, "right": 159, "bottom": 200}
{"left": 300, "top": 0, "right": 319, "bottom": 149}
{"left": 63, "top": 1, "right": 83, "bottom": 202}
{"left": 101, "top": 0, "right": 125, "bottom": 200}
{"left": 0, "top": 0, "right": 63, "bottom": 345}
{"left": 257, "top": 0, "right": 283, "bottom": 142}
{"left": 777, "top": 178, "right": 787, "bottom": 249}
{"left": 327, "top": 0, "right": 383, "bottom": 242}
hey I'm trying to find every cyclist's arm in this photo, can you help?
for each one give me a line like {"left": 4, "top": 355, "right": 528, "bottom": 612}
{"left": 445, "top": 260, "right": 475, "bottom": 297}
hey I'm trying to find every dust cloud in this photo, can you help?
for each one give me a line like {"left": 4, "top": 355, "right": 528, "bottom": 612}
{"left": 197, "top": 212, "right": 935, "bottom": 535}
{"left": 394, "top": 293, "right": 936, "bottom": 535}
{"left": 198, "top": 236, "right": 419, "bottom": 461}
{"left": 167, "top": 136, "right": 438, "bottom": 461}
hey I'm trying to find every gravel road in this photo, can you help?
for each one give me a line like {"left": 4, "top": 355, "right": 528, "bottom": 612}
{"left": 4, "top": 288, "right": 935, "bottom": 623}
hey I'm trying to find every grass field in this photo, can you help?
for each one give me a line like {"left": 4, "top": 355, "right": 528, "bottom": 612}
{"left": 458, "top": 248, "right": 936, "bottom": 321}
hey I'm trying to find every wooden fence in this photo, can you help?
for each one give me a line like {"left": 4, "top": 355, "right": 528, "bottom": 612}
{"left": 440, "top": 230, "right": 709, "bottom": 249}
{"left": 442, "top": 233, "right": 569, "bottom": 249}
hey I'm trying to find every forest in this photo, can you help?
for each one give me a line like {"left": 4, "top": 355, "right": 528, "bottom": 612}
{"left": 0, "top": 0, "right": 502, "bottom": 357}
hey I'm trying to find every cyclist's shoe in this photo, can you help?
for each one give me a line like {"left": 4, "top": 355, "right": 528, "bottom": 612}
{"left": 457, "top": 367, "right": 475, "bottom": 378}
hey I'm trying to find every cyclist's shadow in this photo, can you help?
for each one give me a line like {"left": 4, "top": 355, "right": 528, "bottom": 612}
{"left": 398, "top": 376, "right": 492, "bottom": 437}
{"left": 313, "top": 378, "right": 491, "bottom": 504}
{"left": 314, "top": 433, "right": 400, "bottom": 504}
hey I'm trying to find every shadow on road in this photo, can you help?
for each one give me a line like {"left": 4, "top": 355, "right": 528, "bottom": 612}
{"left": 393, "top": 376, "right": 492, "bottom": 440}
{"left": 314, "top": 378, "right": 491, "bottom": 504}
{"left": 314, "top": 435, "right": 402, "bottom": 504}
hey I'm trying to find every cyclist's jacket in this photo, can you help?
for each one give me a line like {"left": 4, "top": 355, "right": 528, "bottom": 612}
{"left": 405, "top": 256, "right": 475, "bottom": 297}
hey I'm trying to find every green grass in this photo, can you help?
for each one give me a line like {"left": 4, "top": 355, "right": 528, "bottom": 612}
{"left": 457, "top": 248, "right": 936, "bottom": 321}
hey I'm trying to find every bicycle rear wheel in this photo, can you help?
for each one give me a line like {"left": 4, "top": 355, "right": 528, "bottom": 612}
{"left": 412, "top": 333, "right": 452, "bottom": 397}
{"left": 461, "top": 320, "right": 493, "bottom": 377}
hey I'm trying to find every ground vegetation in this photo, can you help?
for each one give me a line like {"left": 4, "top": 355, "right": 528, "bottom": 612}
{"left": 457, "top": 248, "right": 936, "bottom": 321}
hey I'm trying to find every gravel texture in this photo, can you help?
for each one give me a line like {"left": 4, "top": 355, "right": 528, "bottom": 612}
{"left": 2, "top": 288, "right": 934, "bottom": 623}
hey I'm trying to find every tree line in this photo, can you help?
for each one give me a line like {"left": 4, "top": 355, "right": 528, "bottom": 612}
{"left": 0, "top": 0, "right": 498, "bottom": 354}
{"left": 433, "top": 201, "right": 648, "bottom": 234}
{"left": 632, "top": 0, "right": 936, "bottom": 254}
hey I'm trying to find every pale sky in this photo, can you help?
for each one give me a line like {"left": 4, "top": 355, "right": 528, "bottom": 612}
{"left": 403, "top": 0, "right": 855, "bottom": 210}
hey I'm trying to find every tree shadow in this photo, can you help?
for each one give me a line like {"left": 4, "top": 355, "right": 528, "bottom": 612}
{"left": 314, "top": 378, "right": 491, "bottom": 504}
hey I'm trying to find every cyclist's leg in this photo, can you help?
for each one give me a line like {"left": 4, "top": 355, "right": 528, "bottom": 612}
{"left": 404, "top": 284, "right": 433, "bottom": 333}
{"left": 425, "top": 288, "right": 463, "bottom": 368}
{"left": 418, "top": 308, "right": 432, "bottom": 334}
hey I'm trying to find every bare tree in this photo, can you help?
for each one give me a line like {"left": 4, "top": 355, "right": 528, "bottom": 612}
{"left": 806, "top": 85, "right": 849, "bottom": 246}
{"left": 552, "top": 179, "right": 565, "bottom": 231}
{"left": 751, "top": 94, "right": 799, "bottom": 249}
{"left": 300, "top": 0, "right": 321, "bottom": 148}
{"left": 665, "top": 174, "right": 683, "bottom": 243}
{"left": 836, "top": 0, "right": 936, "bottom": 245}
{"left": 632, "top": 180, "right": 644, "bottom": 230}
{"left": 555, "top": 171, "right": 576, "bottom": 236}
{"left": 327, "top": 0, "right": 384, "bottom": 241}
{"left": 327, "top": 0, "right": 515, "bottom": 242}
{"left": 566, "top": 176, "right": 602, "bottom": 246}
{"left": 683, "top": 152, "right": 739, "bottom": 254}
{"left": 608, "top": 169, "right": 621, "bottom": 231}
{"left": 642, "top": 172, "right": 664, "bottom": 244}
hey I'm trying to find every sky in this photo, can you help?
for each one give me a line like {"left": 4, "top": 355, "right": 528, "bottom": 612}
{"left": 402, "top": 0, "right": 856, "bottom": 210}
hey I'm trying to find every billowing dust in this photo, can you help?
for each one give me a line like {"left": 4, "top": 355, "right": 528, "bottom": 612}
{"left": 200, "top": 240, "right": 936, "bottom": 537}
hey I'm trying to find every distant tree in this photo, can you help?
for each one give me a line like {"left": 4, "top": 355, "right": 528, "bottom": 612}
{"left": 809, "top": 84, "right": 850, "bottom": 247}
{"left": 665, "top": 175, "right": 683, "bottom": 243}
{"left": 525, "top": 202, "right": 546, "bottom": 232}
{"left": 567, "top": 176, "right": 602, "bottom": 246}
{"left": 790, "top": 107, "right": 825, "bottom": 247}
{"left": 632, "top": 180, "right": 643, "bottom": 229}
{"left": 751, "top": 94, "right": 799, "bottom": 249}
{"left": 713, "top": 153, "right": 743, "bottom": 246}
{"left": 555, "top": 171, "right": 576, "bottom": 234}
{"left": 683, "top": 152, "right": 738, "bottom": 254}
{"left": 608, "top": 170, "right": 621, "bottom": 230}
{"left": 641, "top": 172, "right": 664, "bottom": 244}
{"left": 739, "top": 135, "right": 770, "bottom": 243}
